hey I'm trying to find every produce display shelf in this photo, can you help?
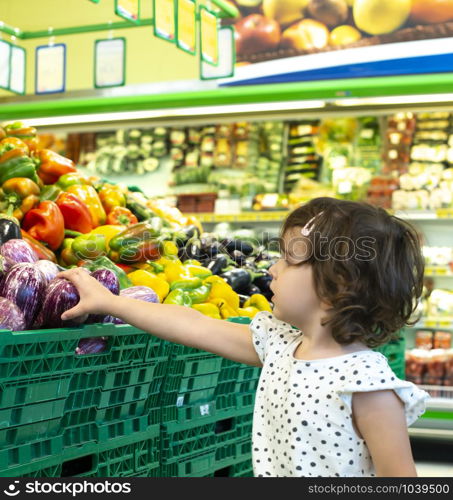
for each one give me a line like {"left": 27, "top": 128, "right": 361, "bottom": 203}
{"left": 412, "top": 318, "right": 453, "bottom": 330}
{"left": 424, "top": 267, "right": 453, "bottom": 278}
{"left": 187, "top": 211, "right": 289, "bottom": 223}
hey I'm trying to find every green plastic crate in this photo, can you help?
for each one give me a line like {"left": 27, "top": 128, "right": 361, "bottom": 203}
{"left": 161, "top": 422, "right": 217, "bottom": 463}
{"left": 3, "top": 425, "right": 159, "bottom": 477}
{"left": 160, "top": 449, "right": 217, "bottom": 477}
{"left": 215, "top": 438, "right": 252, "bottom": 470}
{"left": 374, "top": 335, "right": 406, "bottom": 380}
{"left": 0, "top": 324, "right": 167, "bottom": 382}
{"left": 216, "top": 392, "right": 256, "bottom": 415}
{"left": 215, "top": 413, "right": 254, "bottom": 445}
{"left": 227, "top": 457, "right": 254, "bottom": 477}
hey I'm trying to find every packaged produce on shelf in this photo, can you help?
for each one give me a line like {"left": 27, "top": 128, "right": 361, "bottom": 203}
{"left": 230, "top": 0, "right": 453, "bottom": 63}
{"left": 426, "top": 289, "right": 453, "bottom": 317}
{"left": 0, "top": 122, "right": 279, "bottom": 332}
{"left": 82, "top": 127, "right": 168, "bottom": 175}
{"left": 284, "top": 120, "right": 321, "bottom": 192}
{"left": 423, "top": 246, "right": 453, "bottom": 269}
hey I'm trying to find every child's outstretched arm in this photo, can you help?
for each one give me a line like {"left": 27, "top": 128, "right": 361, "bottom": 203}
{"left": 352, "top": 390, "right": 417, "bottom": 477}
{"left": 58, "top": 268, "right": 261, "bottom": 366}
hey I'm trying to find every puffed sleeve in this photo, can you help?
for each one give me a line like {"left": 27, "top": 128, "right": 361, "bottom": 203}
{"left": 250, "top": 311, "right": 301, "bottom": 364}
{"left": 336, "top": 352, "right": 430, "bottom": 426}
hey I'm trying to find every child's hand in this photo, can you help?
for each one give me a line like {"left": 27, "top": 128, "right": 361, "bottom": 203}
{"left": 57, "top": 268, "right": 115, "bottom": 321}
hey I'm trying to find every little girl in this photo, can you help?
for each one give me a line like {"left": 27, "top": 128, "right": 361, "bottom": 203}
{"left": 59, "top": 197, "right": 429, "bottom": 477}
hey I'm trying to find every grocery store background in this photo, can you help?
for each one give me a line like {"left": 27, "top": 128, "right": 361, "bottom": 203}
{"left": 1, "top": 0, "right": 453, "bottom": 478}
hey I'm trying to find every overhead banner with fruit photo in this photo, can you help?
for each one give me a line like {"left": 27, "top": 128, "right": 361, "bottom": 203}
{"left": 222, "top": 1, "right": 453, "bottom": 86}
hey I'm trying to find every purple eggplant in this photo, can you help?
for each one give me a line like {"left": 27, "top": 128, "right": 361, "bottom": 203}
{"left": 0, "top": 239, "right": 38, "bottom": 264}
{"left": 75, "top": 336, "right": 108, "bottom": 355}
{"left": 34, "top": 278, "right": 87, "bottom": 329}
{"left": 90, "top": 269, "right": 120, "bottom": 295}
{"left": 34, "top": 260, "right": 60, "bottom": 285}
{"left": 88, "top": 269, "right": 120, "bottom": 323}
{"left": 0, "top": 297, "right": 26, "bottom": 331}
{"left": 1, "top": 263, "right": 46, "bottom": 328}
{"left": 104, "top": 285, "right": 159, "bottom": 325}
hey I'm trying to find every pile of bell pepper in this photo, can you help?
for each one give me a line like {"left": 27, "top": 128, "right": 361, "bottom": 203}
{"left": 0, "top": 122, "right": 275, "bottom": 320}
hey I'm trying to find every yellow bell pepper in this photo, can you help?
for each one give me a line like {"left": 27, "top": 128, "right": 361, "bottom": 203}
{"left": 90, "top": 225, "right": 126, "bottom": 249}
{"left": 209, "top": 298, "right": 238, "bottom": 319}
{"left": 185, "top": 264, "right": 212, "bottom": 279}
{"left": 244, "top": 293, "right": 272, "bottom": 312}
{"left": 128, "top": 269, "right": 170, "bottom": 302}
{"left": 207, "top": 280, "right": 240, "bottom": 311}
{"left": 164, "top": 260, "right": 191, "bottom": 283}
{"left": 192, "top": 303, "right": 221, "bottom": 319}
{"left": 237, "top": 306, "right": 260, "bottom": 319}
{"left": 162, "top": 240, "right": 178, "bottom": 257}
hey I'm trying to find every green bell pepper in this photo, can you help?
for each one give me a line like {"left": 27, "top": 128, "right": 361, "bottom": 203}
{"left": 147, "top": 260, "right": 165, "bottom": 274}
{"left": 57, "top": 172, "right": 89, "bottom": 189}
{"left": 0, "top": 155, "right": 39, "bottom": 185}
{"left": 169, "top": 277, "right": 202, "bottom": 291}
{"left": 163, "top": 289, "right": 193, "bottom": 307}
{"left": 81, "top": 256, "right": 132, "bottom": 289}
{"left": 72, "top": 233, "right": 107, "bottom": 260}
{"left": 186, "top": 284, "right": 212, "bottom": 304}
{"left": 109, "top": 221, "right": 160, "bottom": 252}
{"left": 40, "top": 184, "right": 62, "bottom": 202}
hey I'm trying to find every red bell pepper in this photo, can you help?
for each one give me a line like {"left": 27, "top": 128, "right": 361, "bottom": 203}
{"left": 56, "top": 192, "right": 93, "bottom": 234}
{"left": 34, "top": 149, "right": 77, "bottom": 185}
{"left": 106, "top": 206, "right": 138, "bottom": 226}
{"left": 22, "top": 200, "right": 65, "bottom": 250}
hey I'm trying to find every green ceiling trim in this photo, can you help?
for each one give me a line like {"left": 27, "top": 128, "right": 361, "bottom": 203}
{"left": 0, "top": 0, "right": 237, "bottom": 41}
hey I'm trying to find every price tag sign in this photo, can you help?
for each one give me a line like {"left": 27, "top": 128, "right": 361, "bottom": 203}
{"left": 200, "top": 6, "right": 218, "bottom": 66}
{"left": 176, "top": 0, "right": 196, "bottom": 54}
{"left": 424, "top": 320, "right": 437, "bottom": 328}
{"left": 439, "top": 319, "right": 453, "bottom": 328}
{"left": 0, "top": 40, "right": 11, "bottom": 90}
{"left": 9, "top": 45, "right": 26, "bottom": 95}
{"left": 154, "top": 0, "right": 176, "bottom": 42}
{"left": 115, "top": 0, "right": 140, "bottom": 24}
{"left": 35, "top": 44, "right": 66, "bottom": 94}
{"left": 200, "top": 26, "right": 235, "bottom": 80}
{"left": 94, "top": 38, "right": 126, "bottom": 88}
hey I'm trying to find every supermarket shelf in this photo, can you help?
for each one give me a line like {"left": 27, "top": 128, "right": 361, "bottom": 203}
{"left": 393, "top": 209, "right": 453, "bottom": 220}
{"left": 189, "top": 212, "right": 289, "bottom": 224}
{"left": 411, "top": 318, "right": 453, "bottom": 330}
{"left": 409, "top": 428, "right": 453, "bottom": 441}
{"left": 191, "top": 210, "right": 453, "bottom": 225}
{"left": 424, "top": 267, "right": 453, "bottom": 278}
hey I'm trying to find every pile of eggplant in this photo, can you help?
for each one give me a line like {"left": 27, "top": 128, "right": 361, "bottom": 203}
{"left": 176, "top": 225, "right": 279, "bottom": 306}
{"left": 0, "top": 236, "right": 159, "bottom": 354}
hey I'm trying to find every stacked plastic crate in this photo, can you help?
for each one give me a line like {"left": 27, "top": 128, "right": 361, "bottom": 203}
{"left": 0, "top": 324, "right": 169, "bottom": 477}
{"left": 159, "top": 317, "right": 260, "bottom": 477}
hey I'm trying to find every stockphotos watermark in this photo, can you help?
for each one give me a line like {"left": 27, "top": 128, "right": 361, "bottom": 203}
{"left": 2, "top": 480, "right": 132, "bottom": 497}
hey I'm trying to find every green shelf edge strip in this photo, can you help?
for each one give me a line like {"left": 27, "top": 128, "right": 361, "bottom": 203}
{"left": 1, "top": 73, "right": 453, "bottom": 120}
{"left": 421, "top": 411, "right": 453, "bottom": 421}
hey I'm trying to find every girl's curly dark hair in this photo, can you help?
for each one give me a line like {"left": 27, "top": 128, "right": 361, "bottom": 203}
{"left": 281, "top": 197, "right": 424, "bottom": 348}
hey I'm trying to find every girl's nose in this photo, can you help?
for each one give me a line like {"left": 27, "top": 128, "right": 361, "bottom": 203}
{"left": 269, "top": 262, "right": 278, "bottom": 279}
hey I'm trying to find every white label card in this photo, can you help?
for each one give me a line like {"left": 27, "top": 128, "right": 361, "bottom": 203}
{"left": 0, "top": 40, "right": 11, "bottom": 89}
{"left": 36, "top": 44, "right": 66, "bottom": 94}
{"left": 9, "top": 46, "right": 26, "bottom": 94}
{"left": 95, "top": 38, "right": 125, "bottom": 88}
{"left": 200, "top": 27, "right": 234, "bottom": 80}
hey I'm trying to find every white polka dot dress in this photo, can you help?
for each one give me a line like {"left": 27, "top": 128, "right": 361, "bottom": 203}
{"left": 250, "top": 312, "right": 430, "bottom": 477}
